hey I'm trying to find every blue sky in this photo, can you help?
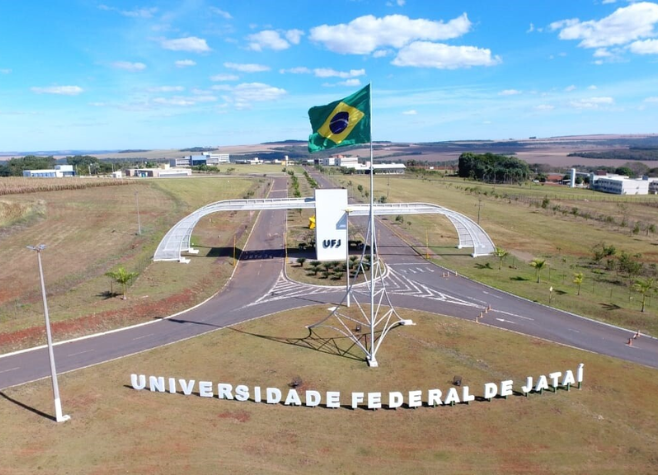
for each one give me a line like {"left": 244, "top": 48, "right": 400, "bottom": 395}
{"left": 2, "top": 0, "right": 658, "bottom": 151}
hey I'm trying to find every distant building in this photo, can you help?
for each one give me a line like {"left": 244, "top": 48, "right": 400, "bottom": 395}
{"left": 168, "top": 152, "right": 230, "bottom": 168}
{"left": 124, "top": 164, "right": 192, "bottom": 178}
{"left": 23, "top": 164, "right": 75, "bottom": 178}
{"left": 341, "top": 162, "right": 406, "bottom": 174}
{"left": 590, "top": 174, "right": 658, "bottom": 195}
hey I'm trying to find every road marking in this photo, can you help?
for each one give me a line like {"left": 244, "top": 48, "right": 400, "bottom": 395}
{"left": 568, "top": 329, "right": 580, "bottom": 333}
{"left": 132, "top": 333, "right": 154, "bottom": 341}
{"left": 496, "top": 318, "right": 516, "bottom": 324}
{"left": 0, "top": 367, "right": 19, "bottom": 374}
{"left": 483, "top": 291, "right": 503, "bottom": 300}
{"left": 67, "top": 350, "right": 92, "bottom": 357}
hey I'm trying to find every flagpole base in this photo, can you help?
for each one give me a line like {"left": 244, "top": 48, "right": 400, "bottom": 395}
{"left": 367, "top": 356, "right": 379, "bottom": 368}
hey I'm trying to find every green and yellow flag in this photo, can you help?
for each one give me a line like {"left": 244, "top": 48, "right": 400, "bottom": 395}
{"left": 308, "top": 84, "right": 371, "bottom": 153}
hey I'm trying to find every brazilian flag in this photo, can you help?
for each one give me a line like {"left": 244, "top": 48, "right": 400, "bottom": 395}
{"left": 308, "top": 84, "right": 371, "bottom": 153}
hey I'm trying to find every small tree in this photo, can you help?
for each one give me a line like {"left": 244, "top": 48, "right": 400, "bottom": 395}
{"left": 633, "top": 278, "right": 656, "bottom": 313}
{"left": 493, "top": 247, "right": 508, "bottom": 271}
{"left": 530, "top": 258, "right": 547, "bottom": 284}
{"left": 297, "top": 257, "right": 306, "bottom": 268}
{"left": 105, "top": 266, "right": 139, "bottom": 300}
{"left": 573, "top": 272, "right": 584, "bottom": 296}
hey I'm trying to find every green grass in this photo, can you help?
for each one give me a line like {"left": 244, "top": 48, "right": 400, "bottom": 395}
{"left": 2, "top": 307, "right": 657, "bottom": 474}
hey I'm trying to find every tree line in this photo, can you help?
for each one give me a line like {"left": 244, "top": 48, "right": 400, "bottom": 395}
{"left": 457, "top": 152, "right": 531, "bottom": 183}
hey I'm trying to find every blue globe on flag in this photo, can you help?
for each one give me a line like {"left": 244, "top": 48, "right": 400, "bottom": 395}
{"left": 329, "top": 111, "right": 350, "bottom": 134}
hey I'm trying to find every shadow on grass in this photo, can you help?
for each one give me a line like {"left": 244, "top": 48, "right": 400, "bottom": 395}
{"left": 475, "top": 263, "right": 493, "bottom": 270}
{"left": 228, "top": 326, "right": 371, "bottom": 361}
{"left": 97, "top": 290, "right": 120, "bottom": 300}
{"left": 600, "top": 303, "right": 622, "bottom": 311}
{"left": 0, "top": 391, "right": 55, "bottom": 421}
{"left": 510, "top": 276, "right": 529, "bottom": 281}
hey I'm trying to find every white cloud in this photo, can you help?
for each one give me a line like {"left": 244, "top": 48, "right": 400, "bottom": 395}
{"left": 229, "top": 82, "right": 286, "bottom": 109}
{"left": 153, "top": 97, "right": 195, "bottom": 106}
{"left": 224, "top": 62, "right": 270, "bottom": 72}
{"left": 191, "top": 95, "right": 217, "bottom": 103}
{"left": 499, "top": 89, "right": 521, "bottom": 96}
{"left": 565, "top": 85, "right": 577, "bottom": 92}
{"left": 285, "top": 29, "right": 304, "bottom": 45}
{"left": 0, "top": 68, "right": 11, "bottom": 74}
{"left": 372, "top": 50, "right": 391, "bottom": 58}
{"left": 392, "top": 41, "right": 501, "bottom": 69}
{"left": 602, "top": 0, "right": 617, "bottom": 4}
{"left": 147, "top": 86, "right": 184, "bottom": 92}
{"left": 211, "top": 84, "right": 233, "bottom": 91}
{"left": 549, "top": 3, "right": 658, "bottom": 48}
{"left": 161, "top": 37, "right": 211, "bottom": 53}
{"left": 526, "top": 23, "right": 535, "bottom": 33}
{"left": 569, "top": 96, "right": 614, "bottom": 109}
{"left": 588, "top": 85, "right": 598, "bottom": 90}
{"left": 279, "top": 67, "right": 311, "bottom": 74}
{"left": 628, "top": 38, "right": 658, "bottom": 54}
{"left": 89, "top": 102, "right": 107, "bottom": 107}
{"left": 111, "top": 61, "right": 146, "bottom": 71}
{"left": 210, "top": 7, "right": 232, "bottom": 19}
{"left": 386, "top": 0, "right": 406, "bottom": 6}
{"left": 644, "top": 96, "right": 658, "bottom": 103}
{"left": 247, "top": 29, "right": 305, "bottom": 51}
{"left": 31, "top": 86, "right": 84, "bottom": 95}
{"left": 313, "top": 68, "right": 366, "bottom": 78}
{"left": 247, "top": 30, "right": 290, "bottom": 51}
{"left": 535, "top": 104, "right": 555, "bottom": 111}
{"left": 175, "top": 59, "right": 196, "bottom": 68}
{"left": 310, "top": 13, "right": 471, "bottom": 54}
{"left": 593, "top": 48, "right": 612, "bottom": 57}
{"left": 99, "top": 5, "right": 157, "bottom": 18}
{"left": 210, "top": 73, "right": 239, "bottom": 81}
{"left": 402, "top": 109, "right": 417, "bottom": 115}
{"left": 337, "top": 79, "right": 361, "bottom": 87}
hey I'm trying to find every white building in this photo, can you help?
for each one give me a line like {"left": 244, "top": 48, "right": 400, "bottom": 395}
{"left": 202, "top": 152, "right": 230, "bottom": 164}
{"left": 341, "top": 163, "right": 406, "bottom": 174}
{"left": 23, "top": 164, "right": 75, "bottom": 178}
{"left": 591, "top": 174, "right": 658, "bottom": 195}
{"left": 335, "top": 155, "right": 359, "bottom": 167}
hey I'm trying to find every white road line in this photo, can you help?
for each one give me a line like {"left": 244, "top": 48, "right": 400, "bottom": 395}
{"left": 495, "top": 317, "right": 516, "bottom": 324}
{"left": 0, "top": 367, "right": 20, "bottom": 374}
{"left": 67, "top": 350, "right": 92, "bottom": 357}
{"left": 568, "top": 329, "right": 580, "bottom": 333}
{"left": 132, "top": 333, "right": 154, "bottom": 341}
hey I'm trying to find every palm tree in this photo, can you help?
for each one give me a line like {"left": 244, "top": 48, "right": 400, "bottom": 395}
{"left": 530, "top": 258, "right": 547, "bottom": 284}
{"left": 633, "top": 277, "right": 656, "bottom": 313}
{"left": 493, "top": 247, "right": 508, "bottom": 271}
{"left": 573, "top": 272, "right": 584, "bottom": 296}
{"left": 105, "top": 266, "right": 139, "bottom": 300}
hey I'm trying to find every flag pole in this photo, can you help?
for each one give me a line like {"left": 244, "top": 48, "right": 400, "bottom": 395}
{"left": 368, "top": 83, "right": 377, "bottom": 367}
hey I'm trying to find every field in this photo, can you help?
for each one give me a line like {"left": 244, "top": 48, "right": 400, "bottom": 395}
{"left": 1, "top": 307, "right": 657, "bottom": 474}
{"left": 0, "top": 176, "right": 269, "bottom": 352}
{"left": 330, "top": 173, "right": 658, "bottom": 336}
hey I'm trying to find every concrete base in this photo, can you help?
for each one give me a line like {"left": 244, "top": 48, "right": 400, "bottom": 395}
{"left": 367, "top": 356, "right": 378, "bottom": 368}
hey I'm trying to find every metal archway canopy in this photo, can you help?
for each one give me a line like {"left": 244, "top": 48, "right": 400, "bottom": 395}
{"left": 153, "top": 197, "right": 495, "bottom": 262}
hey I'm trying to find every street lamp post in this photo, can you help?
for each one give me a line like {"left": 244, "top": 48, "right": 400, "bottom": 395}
{"left": 26, "top": 244, "right": 70, "bottom": 423}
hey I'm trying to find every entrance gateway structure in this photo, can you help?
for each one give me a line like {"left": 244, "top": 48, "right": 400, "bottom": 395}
{"left": 153, "top": 189, "right": 495, "bottom": 367}
{"left": 153, "top": 191, "right": 495, "bottom": 263}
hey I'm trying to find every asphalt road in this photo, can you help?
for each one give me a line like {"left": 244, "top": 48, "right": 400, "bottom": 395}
{"left": 1, "top": 174, "right": 657, "bottom": 391}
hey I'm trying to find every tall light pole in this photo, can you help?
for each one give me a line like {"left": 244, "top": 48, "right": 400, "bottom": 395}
{"left": 135, "top": 191, "right": 142, "bottom": 235}
{"left": 26, "top": 245, "right": 70, "bottom": 423}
